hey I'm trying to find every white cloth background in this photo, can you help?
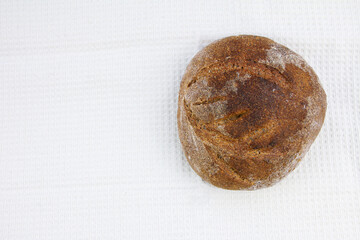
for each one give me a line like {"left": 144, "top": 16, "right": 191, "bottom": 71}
{"left": 0, "top": 1, "right": 359, "bottom": 239}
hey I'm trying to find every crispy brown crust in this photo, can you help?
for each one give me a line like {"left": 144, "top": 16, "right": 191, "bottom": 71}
{"left": 177, "top": 35, "right": 327, "bottom": 190}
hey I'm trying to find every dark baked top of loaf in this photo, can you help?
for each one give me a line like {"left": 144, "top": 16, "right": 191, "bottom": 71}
{"left": 178, "top": 35, "right": 327, "bottom": 190}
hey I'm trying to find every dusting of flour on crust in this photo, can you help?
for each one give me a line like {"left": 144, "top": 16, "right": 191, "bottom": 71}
{"left": 222, "top": 73, "right": 251, "bottom": 94}
{"left": 261, "top": 44, "right": 307, "bottom": 72}
{"left": 261, "top": 44, "right": 324, "bottom": 89}
{"left": 180, "top": 100, "right": 220, "bottom": 177}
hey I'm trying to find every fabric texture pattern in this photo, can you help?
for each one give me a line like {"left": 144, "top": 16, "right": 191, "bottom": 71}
{"left": 0, "top": 1, "right": 359, "bottom": 239}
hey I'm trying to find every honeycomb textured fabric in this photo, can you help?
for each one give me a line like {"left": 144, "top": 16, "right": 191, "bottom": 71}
{"left": 0, "top": 1, "right": 359, "bottom": 240}
{"left": 178, "top": 36, "right": 327, "bottom": 190}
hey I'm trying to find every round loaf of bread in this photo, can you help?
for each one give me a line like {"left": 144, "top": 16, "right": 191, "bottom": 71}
{"left": 177, "top": 35, "right": 326, "bottom": 190}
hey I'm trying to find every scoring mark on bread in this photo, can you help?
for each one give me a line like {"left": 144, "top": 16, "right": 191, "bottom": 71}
{"left": 215, "top": 109, "right": 250, "bottom": 124}
{"left": 207, "top": 145, "right": 255, "bottom": 187}
{"left": 186, "top": 62, "right": 219, "bottom": 88}
{"left": 190, "top": 99, "right": 228, "bottom": 122}
{"left": 192, "top": 96, "right": 228, "bottom": 106}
